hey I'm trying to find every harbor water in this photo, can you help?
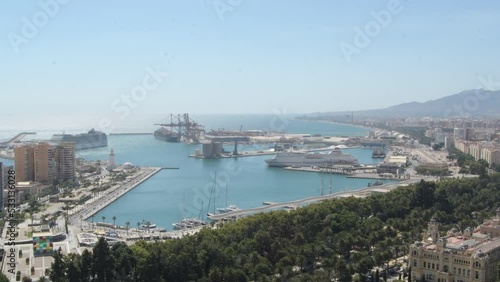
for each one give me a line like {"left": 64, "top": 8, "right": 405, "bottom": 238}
{"left": 0, "top": 115, "right": 392, "bottom": 230}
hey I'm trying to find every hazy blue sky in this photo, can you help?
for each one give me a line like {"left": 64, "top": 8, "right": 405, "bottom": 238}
{"left": 1, "top": 0, "right": 499, "bottom": 116}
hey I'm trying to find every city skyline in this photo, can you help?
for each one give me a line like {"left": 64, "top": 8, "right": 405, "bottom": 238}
{"left": 1, "top": 1, "right": 499, "bottom": 117}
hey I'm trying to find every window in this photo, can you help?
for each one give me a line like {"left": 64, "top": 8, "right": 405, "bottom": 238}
{"left": 443, "top": 265, "right": 448, "bottom": 273}
{"left": 475, "top": 271, "right": 479, "bottom": 279}
{"left": 413, "top": 260, "right": 417, "bottom": 267}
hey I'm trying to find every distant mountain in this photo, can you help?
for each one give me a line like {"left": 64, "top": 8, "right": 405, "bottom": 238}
{"left": 312, "top": 89, "right": 500, "bottom": 118}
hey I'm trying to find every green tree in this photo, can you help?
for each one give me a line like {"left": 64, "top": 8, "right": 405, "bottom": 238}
{"left": 111, "top": 242, "right": 136, "bottom": 281}
{"left": 126, "top": 221, "right": 130, "bottom": 235}
{"left": 81, "top": 249, "right": 92, "bottom": 282}
{"left": 0, "top": 272, "right": 9, "bottom": 282}
{"left": 49, "top": 249, "right": 66, "bottom": 282}
{"left": 92, "top": 237, "right": 114, "bottom": 282}
{"left": 65, "top": 253, "right": 81, "bottom": 282}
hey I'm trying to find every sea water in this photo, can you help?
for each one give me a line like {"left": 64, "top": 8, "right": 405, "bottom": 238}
{"left": 1, "top": 115, "right": 390, "bottom": 230}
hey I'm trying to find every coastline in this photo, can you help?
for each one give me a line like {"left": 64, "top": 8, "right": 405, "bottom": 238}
{"left": 291, "top": 117, "right": 372, "bottom": 134}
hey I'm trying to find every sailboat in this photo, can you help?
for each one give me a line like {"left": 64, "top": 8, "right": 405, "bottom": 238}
{"left": 207, "top": 172, "right": 217, "bottom": 217}
{"left": 216, "top": 183, "right": 240, "bottom": 214}
{"left": 172, "top": 196, "right": 208, "bottom": 230}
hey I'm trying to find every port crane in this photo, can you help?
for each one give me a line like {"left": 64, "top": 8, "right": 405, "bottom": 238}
{"left": 154, "top": 113, "right": 205, "bottom": 143}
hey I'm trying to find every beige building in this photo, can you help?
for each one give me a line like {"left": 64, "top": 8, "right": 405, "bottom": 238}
{"left": 34, "top": 142, "right": 56, "bottom": 183}
{"left": 14, "top": 144, "right": 35, "bottom": 182}
{"left": 481, "top": 148, "right": 500, "bottom": 167}
{"left": 409, "top": 211, "right": 500, "bottom": 282}
{"left": 455, "top": 141, "right": 500, "bottom": 167}
{"left": 14, "top": 142, "right": 76, "bottom": 184}
{"left": 54, "top": 142, "right": 76, "bottom": 181}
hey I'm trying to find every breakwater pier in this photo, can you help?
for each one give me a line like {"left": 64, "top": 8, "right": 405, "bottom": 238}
{"left": 67, "top": 167, "right": 162, "bottom": 222}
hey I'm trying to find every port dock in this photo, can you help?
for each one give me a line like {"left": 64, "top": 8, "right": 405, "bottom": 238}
{"left": 208, "top": 178, "right": 424, "bottom": 221}
{"left": 0, "top": 131, "right": 36, "bottom": 146}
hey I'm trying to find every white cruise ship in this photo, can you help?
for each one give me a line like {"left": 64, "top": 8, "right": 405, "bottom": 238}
{"left": 265, "top": 147, "right": 358, "bottom": 167}
{"left": 51, "top": 129, "right": 107, "bottom": 150}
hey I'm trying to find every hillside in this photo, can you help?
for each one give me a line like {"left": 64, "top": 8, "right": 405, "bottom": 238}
{"left": 313, "top": 89, "right": 500, "bottom": 118}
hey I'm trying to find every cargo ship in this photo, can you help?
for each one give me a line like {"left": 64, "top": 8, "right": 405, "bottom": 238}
{"left": 154, "top": 127, "right": 181, "bottom": 142}
{"left": 265, "top": 147, "right": 359, "bottom": 167}
{"left": 51, "top": 129, "right": 107, "bottom": 150}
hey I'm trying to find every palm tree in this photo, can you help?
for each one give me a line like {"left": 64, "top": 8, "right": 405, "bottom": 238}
{"left": 137, "top": 222, "right": 140, "bottom": 232}
{"left": 102, "top": 216, "right": 106, "bottom": 224}
{"left": 126, "top": 221, "right": 130, "bottom": 235}
{"left": 112, "top": 216, "right": 117, "bottom": 229}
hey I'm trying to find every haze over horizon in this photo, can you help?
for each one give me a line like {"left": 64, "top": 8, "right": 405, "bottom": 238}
{"left": 1, "top": 1, "right": 499, "bottom": 117}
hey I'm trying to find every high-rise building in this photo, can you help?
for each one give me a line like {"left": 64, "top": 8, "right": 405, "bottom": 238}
{"left": 54, "top": 142, "right": 76, "bottom": 181}
{"left": 34, "top": 142, "right": 56, "bottom": 183}
{"left": 14, "top": 144, "right": 35, "bottom": 182}
{"left": 454, "top": 128, "right": 466, "bottom": 141}
{"left": 1, "top": 164, "right": 14, "bottom": 209}
{"left": 14, "top": 142, "right": 76, "bottom": 184}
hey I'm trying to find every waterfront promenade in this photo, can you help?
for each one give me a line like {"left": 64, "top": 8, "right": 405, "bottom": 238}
{"left": 67, "top": 167, "right": 162, "bottom": 223}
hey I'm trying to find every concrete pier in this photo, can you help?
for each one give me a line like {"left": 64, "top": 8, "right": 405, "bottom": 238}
{"left": 68, "top": 167, "right": 162, "bottom": 222}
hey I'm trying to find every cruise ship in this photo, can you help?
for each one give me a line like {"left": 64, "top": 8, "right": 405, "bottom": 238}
{"left": 265, "top": 147, "right": 359, "bottom": 167}
{"left": 51, "top": 129, "right": 107, "bottom": 150}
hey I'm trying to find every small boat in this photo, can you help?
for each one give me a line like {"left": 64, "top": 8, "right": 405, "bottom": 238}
{"left": 141, "top": 221, "right": 157, "bottom": 229}
{"left": 368, "top": 180, "right": 384, "bottom": 187}
{"left": 216, "top": 204, "right": 241, "bottom": 214}
{"left": 172, "top": 218, "right": 207, "bottom": 230}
